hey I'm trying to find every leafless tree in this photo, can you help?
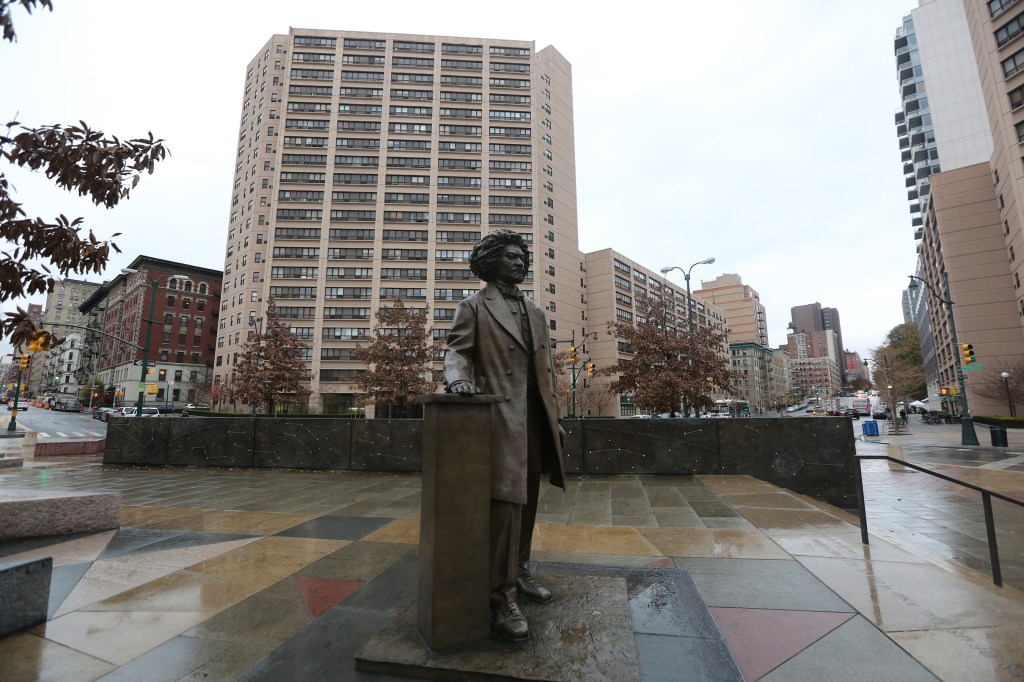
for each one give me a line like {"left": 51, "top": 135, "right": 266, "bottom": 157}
{"left": 966, "top": 361, "right": 1024, "bottom": 415}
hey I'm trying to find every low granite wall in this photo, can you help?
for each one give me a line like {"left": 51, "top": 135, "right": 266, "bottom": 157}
{"left": 105, "top": 417, "right": 858, "bottom": 508}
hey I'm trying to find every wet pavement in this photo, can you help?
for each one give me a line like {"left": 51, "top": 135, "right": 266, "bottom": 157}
{"left": 0, "top": 421, "right": 1021, "bottom": 681}
{"left": 857, "top": 418, "right": 1024, "bottom": 593}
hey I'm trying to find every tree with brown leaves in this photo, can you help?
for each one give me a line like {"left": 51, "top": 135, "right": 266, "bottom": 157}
{"left": 234, "top": 302, "right": 311, "bottom": 415}
{"left": 869, "top": 323, "right": 928, "bottom": 433}
{"left": 605, "top": 293, "right": 736, "bottom": 415}
{"left": 352, "top": 298, "right": 441, "bottom": 418}
{"left": 1, "top": 2, "right": 168, "bottom": 347}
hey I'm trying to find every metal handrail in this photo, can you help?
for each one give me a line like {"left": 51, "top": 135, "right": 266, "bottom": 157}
{"left": 854, "top": 454, "right": 1024, "bottom": 587}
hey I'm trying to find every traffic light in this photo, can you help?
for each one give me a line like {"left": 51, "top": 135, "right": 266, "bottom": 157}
{"left": 940, "top": 386, "right": 949, "bottom": 396}
{"left": 959, "top": 343, "right": 976, "bottom": 364}
{"left": 19, "top": 354, "right": 28, "bottom": 370}
{"left": 568, "top": 345, "right": 577, "bottom": 365}
{"left": 26, "top": 330, "right": 53, "bottom": 352}
{"left": 587, "top": 362, "right": 595, "bottom": 378}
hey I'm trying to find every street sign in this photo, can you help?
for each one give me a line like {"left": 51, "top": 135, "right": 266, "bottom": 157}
{"left": 146, "top": 385, "right": 159, "bottom": 395}
{"left": 962, "top": 365, "right": 985, "bottom": 371}
{"left": 137, "top": 383, "right": 145, "bottom": 391}
{"left": 133, "top": 360, "right": 143, "bottom": 366}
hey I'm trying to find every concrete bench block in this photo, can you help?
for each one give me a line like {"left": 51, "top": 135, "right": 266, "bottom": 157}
{"left": 0, "top": 488, "right": 121, "bottom": 541}
{"left": 0, "top": 557, "right": 52, "bottom": 638}
{"left": 0, "top": 457, "right": 23, "bottom": 468}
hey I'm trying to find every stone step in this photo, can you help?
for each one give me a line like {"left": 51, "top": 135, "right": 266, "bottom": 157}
{"left": 0, "top": 488, "right": 121, "bottom": 541}
{"left": 0, "top": 558, "right": 52, "bottom": 639}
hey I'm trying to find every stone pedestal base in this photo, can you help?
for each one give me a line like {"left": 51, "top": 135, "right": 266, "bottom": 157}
{"left": 357, "top": 573, "right": 637, "bottom": 681}
{"left": 355, "top": 563, "right": 741, "bottom": 682}
{"left": 0, "top": 558, "right": 52, "bottom": 638}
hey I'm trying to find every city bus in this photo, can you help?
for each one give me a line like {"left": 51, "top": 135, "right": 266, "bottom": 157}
{"left": 706, "top": 399, "right": 750, "bottom": 417}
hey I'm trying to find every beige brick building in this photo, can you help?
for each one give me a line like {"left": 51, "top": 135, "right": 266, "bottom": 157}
{"left": 918, "top": 163, "right": 1022, "bottom": 415}
{"left": 582, "top": 249, "right": 728, "bottom": 417}
{"left": 692, "top": 274, "right": 782, "bottom": 412}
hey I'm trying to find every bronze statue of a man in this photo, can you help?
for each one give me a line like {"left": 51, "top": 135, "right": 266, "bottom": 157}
{"left": 445, "top": 229, "right": 565, "bottom": 642}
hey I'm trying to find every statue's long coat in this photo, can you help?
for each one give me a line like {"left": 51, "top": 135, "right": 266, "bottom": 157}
{"left": 444, "top": 283, "right": 565, "bottom": 504}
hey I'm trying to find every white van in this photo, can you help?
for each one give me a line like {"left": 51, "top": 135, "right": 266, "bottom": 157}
{"left": 118, "top": 407, "right": 160, "bottom": 417}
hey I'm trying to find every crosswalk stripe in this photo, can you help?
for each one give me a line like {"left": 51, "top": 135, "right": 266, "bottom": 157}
{"left": 55, "top": 432, "right": 69, "bottom": 437}
{"left": 71, "top": 432, "right": 85, "bottom": 437}
{"left": 37, "top": 432, "right": 49, "bottom": 438}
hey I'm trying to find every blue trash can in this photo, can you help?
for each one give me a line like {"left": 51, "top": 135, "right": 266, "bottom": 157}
{"left": 862, "top": 420, "right": 879, "bottom": 437}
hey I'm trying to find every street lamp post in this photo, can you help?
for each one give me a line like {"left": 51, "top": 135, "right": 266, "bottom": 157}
{"left": 907, "top": 274, "right": 979, "bottom": 446}
{"left": 121, "top": 269, "right": 190, "bottom": 415}
{"left": 660, "top": 258, "right": 716, "bottom": 416}
{"left": 1002, "top": 371, "right": 1016, "bottom": 417}
{"left": 660, "top": 257, "right": 716, "bottom": 332}
{"left": 7, "top": 353, "right": 27, "bottom": 433}
{"left": 248, "top": 311, "right": 264, "bottom": 416}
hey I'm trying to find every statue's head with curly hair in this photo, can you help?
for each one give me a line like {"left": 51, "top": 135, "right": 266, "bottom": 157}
{"left": 469, "top": 229, "right": 530, "bottom": 284}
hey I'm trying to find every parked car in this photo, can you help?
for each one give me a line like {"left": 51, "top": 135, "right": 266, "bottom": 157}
{"left": 94, "top": 407, "right": 118, "bottom": 421}
{"left": 842, "top": 408, "right": 860, "bottom": 420}
{"left": 872, "top": 409, "right": 888, "bottom": 420}
{"left": 119, "top": 407, "right": 160, "bottom": 418}
{"left": 59, "top": 400, "right": 82, "bottom": 412}
{"left": 7, "top": 401, "right": 28, "bottom": 410}
{"left": 184, "top": 403, "right": 210, "bottom": 410}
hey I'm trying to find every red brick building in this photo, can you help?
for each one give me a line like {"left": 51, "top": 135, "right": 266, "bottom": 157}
{"left": 80, "top": 256, "right": 222, "bottom": 409}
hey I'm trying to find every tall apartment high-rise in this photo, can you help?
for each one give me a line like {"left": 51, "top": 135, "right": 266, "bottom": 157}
{"left": 891, "top": 1, "right": 1024, "bottom": 417}
{"left": 894, "top": 1, "right": 992, "bottom": 403}
{"left": 788, "top": 302, "right": 845, "bottom": 385}
{"left": 222, "top": 30, "right": 581, "bottom": 414}
{"left": 30, "top": 278, "right": 102, "bottom": 397}
{"left": 694, "top": 274, "right": 767, "bottom": 345}
{"left": 692, "top": 274, "right": 781, "bottom": 413}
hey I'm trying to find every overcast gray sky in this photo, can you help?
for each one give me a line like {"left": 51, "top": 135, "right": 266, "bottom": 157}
{"left": 1, "top": 0, "right": 920, "bottom": 359}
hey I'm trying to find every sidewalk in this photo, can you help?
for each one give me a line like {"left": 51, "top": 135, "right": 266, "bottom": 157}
{"left": 856, "top": 419, "right": 1024, "bottom": 599}
{"left": 0, "top": 447, "right": 1022, "bottom": 680}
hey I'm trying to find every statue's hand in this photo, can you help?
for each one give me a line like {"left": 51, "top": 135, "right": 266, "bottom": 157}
{"left": 448, "top": 380, "right": 478, "bottom": 395}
